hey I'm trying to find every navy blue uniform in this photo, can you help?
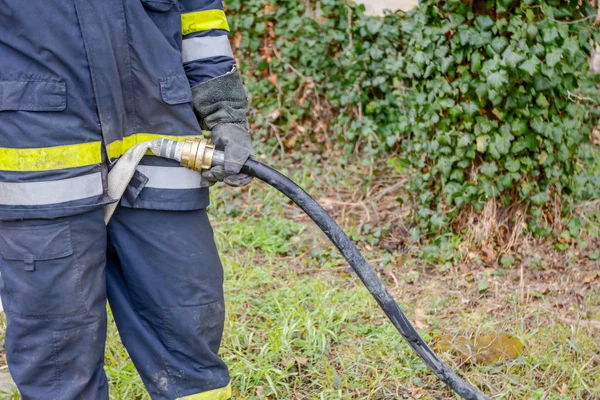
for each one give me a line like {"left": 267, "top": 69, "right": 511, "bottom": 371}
{"left": 0, "top": 1, "right": 236, "bottom": 398}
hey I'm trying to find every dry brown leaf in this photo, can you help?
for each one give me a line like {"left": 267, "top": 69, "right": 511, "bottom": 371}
{"left": 414, "top": 308, "right": 429, "bottom": 329}
{"left": 263, "top": 4, "right": 275, "bottom": 13}
{"left": 284, "top": 135, "right": 298, "bottom": 149}
{"left": 268, "top": 109, "right": 282, "bottom": 120}
{"left": 481, "top": 243, "right": 496, "bottom": 262}
{"left": 434, "top": 333, "right": 524, "bottom": 365}
{"left": 296, "top": 356, "right": 309, "bottom": 365}
{"left": 540, "top": 287, "right": 551, "bottom": 295}
{"left": 582, "top": 271, "right": 599, "bottom": 284}
{"left": 410, "top": 388, "right": 424, "bottom": 398}
{"left": 558, "top": 382, "right": 568, "bottom": 394}
{"left": 255, "top": 386, "right": 265, "bottom": 397}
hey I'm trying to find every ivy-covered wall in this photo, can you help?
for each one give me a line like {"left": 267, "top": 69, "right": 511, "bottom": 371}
{"left": 228, "top": 0, "right": 600, "bottom": 235}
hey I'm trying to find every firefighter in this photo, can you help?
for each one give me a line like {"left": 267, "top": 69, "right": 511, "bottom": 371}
{"left": 0, "top": 1, "right": 252, "bottom": 398}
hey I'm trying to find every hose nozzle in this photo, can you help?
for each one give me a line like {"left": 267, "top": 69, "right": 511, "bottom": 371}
{"left": 150, "top": 138, "right": 224, "bottom": 171}
{"left": 180, "top": 138, "right": 216, "bottom": 171}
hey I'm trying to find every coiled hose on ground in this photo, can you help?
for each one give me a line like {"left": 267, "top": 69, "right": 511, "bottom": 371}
{"left": 106, "top": 139, "right": 492, "bottom": 400}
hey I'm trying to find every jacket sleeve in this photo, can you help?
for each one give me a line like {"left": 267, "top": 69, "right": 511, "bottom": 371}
{"left": 178, "top": 0, "right": 236, "bottom": 88}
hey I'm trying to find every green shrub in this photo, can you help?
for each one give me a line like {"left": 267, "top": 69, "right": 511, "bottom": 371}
{"left": 396, "top": 0, "right": 600, "bottom": 235}
{"left": 228, "top": 0, "right": 600, "bottom": 235}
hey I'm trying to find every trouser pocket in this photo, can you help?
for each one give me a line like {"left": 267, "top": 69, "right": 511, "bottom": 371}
{"left": 0, "top": 220, "right": 87, "bottom": 318}
{"left": 0, "top": 210, "right": 109, "bottom": 400}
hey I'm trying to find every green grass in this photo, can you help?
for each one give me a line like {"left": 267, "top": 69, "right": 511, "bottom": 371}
{"left": 101, "top": 157, "right": 599, "bottom": 400}
{"left": 1, "top": 155, "right": 599, "bottom": 399}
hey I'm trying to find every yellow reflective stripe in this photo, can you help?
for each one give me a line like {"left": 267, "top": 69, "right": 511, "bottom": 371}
{"left": 176, "top": 383, "right": 231, "bottom": 400}
{"left": 106, "top": 133, "right": 202, "bottom": 160}
{"left": 0, "top": 142, "right": 102, "bottom": 172}
{"left": 181, "top": 9, "right": 230, "bottom": 35}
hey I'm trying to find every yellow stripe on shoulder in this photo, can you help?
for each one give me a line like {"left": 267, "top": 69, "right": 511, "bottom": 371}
{"left": 181, "top": 9, "right": 230, "bottom": 35}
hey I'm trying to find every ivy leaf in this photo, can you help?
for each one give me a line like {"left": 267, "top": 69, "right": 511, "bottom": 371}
{"left": 475, "top": 83, "right": 488, "bottom": 99}
{"left": 478, "top": 280, "right": 490, "bottom": 293}
{"left": 476, "top": 135, "right": 490, "bottom": 153}
{"left": 542, "top": 26, "right": 559, "bottom": 43}
{"left": 502, "top": 47, "right": 525, "bottom": 69}
{"left": 414, "top": 51, "right": 427, "bottom": 68}
{"left": 447, "top": 103, "right": 461, "bottom": 117}
{"left": 481, "top": 161, "right": 498, "bottom": 177}
{"left": 475, "top": 15, "right": 495, "bottom": 31}
{"left": 557, "top": 23, "right": 569, "bottom": 40}
{"left": 520, "top": 57, "right": 541, "bottom": 76}
{"left": 531, "top": 117, "right": 545, "bottom": 133}
{"left": 511, "top": 119, "right": 528, "bottom": 136}
{"left": 440, "top": 98, "right": 455, "bottom": 109}
{"left": 481, "top": 57, "right": 501, "bottom": 77}
{"left": 471, "top": 31, "right": 493, "bottom": 48}
{"left": 482, "top": 180, "right": 500, "bottom": 198}
{"left": 534, "top": 76, "right": 553, "bottom": 91}
{"left": 386, "top": 135, "right": 398, "bottom": 147}
{"left": 487, "top": 71, "right": 508, "bottom": 90}
{"left": 546, "top": 49, "right": 563, "bottom": 68}
{"left": 530, "top": 191, "right": 551, "bottom": 206}
{"left": 461, "top": 102, "right": 480, "bottom": 117}
{"left": 458, "top": 134, "right": 473, "bottom": 147}
{"left": 536, "top": 93, "right": 549, "bottom": 108}
{"left": 492, "top": 108, "right": 505, "bottom": 121}
{"left": 366, "top": 18, "right": 383, "bottom": 35}
{"left": 526, "top": 23, "right": 538, "bottom": 38}
{"left": 406, "top": 63, "right": 421, "bottom": 78}
{"left": 459, "top": 28, "right": 471, "bottom": 46}
{"left": 568, "top": 218, "right": 581, "bottom": 237}
{"left": 435, "top": 46, "right": 450, "bottom": 59}
{"left": 437, "top": 157, "right": 455, "bottom": 177}
{"left": 511, "top": 138, "right": 528, "bottom": 154}
{"left": 441, "top": 56, "right": 454, "bottom": 73}
{"left": 562, "top": 39, "right": 579, "bottom": 57}
{"left": 505, "top": 157, "right": 521, "bottom": 172}
{"left": 490, "top": 36, "right": 508, "bottom": 54}
{"left": 495, "top": 133, "right": 512, "bottom": 155}
{"left": 471, "top": 52, "right": 484, "bottom": 73}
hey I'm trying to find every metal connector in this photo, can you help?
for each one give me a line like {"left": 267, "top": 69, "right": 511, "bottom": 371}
{"left": 180, "top": 138, "right": 216, "bottom": 171}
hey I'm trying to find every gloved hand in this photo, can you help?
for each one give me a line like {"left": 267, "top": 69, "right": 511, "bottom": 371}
{"left": 191, "top": 68, "right": 254, "bottom": 187}
{"left": 202, "top": 122, "right": 254, "bottom": 187}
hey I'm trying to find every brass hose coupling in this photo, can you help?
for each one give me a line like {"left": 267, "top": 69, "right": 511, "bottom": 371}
{"left": 180, "top": 138, "right": 216, "bottom": 172}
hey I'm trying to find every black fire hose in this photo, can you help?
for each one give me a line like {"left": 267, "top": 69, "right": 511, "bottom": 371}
{"left": 240, "top": 159, "right": 492, "bottom": 400}
{"left": 133, "top": 138, "right": 492, "bottom": 400}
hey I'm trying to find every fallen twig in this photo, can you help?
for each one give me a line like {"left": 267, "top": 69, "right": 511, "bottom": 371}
{"left": 555, "top": 315, "right": 600, "bottom": 330}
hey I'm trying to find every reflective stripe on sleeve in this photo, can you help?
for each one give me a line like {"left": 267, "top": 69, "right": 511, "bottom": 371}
{"left": 182, "top": 36, "right": 234, "bottom": 63}
{"left": 176, "top": 383, "right": 232, "bottom": 400}
{"left": 136, "top": 166, "right": 203, "bottom": 189}
{"left": 181, "top": 9, "right": 230, "bottom": 35}
{"left": 0, "top": 142, "right": 102, "bottom": 172}
{"left": 0, "top": 173, "right": 103, "bottom": 206}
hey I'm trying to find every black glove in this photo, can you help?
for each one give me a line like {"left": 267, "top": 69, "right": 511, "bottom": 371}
{"left": 191, "top": 69, "right": 254, "bottom": 187}
{"left": 202, "top": 123, "right": 254, "bottom": 187}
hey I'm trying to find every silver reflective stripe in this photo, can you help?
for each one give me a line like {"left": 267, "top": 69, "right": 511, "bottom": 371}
{"left": 182, "top": 36, "right": 234, "bottom": 63}
{"left": 0, "top": 173, "right": 103, "bottom": 206}
{"left": 137, "top": 166, "right": 203, "bottom": 189}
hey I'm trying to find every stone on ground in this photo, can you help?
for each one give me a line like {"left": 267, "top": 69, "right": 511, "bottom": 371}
{"left": 0, "top": 370, "right": 15, "bottom": 395}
